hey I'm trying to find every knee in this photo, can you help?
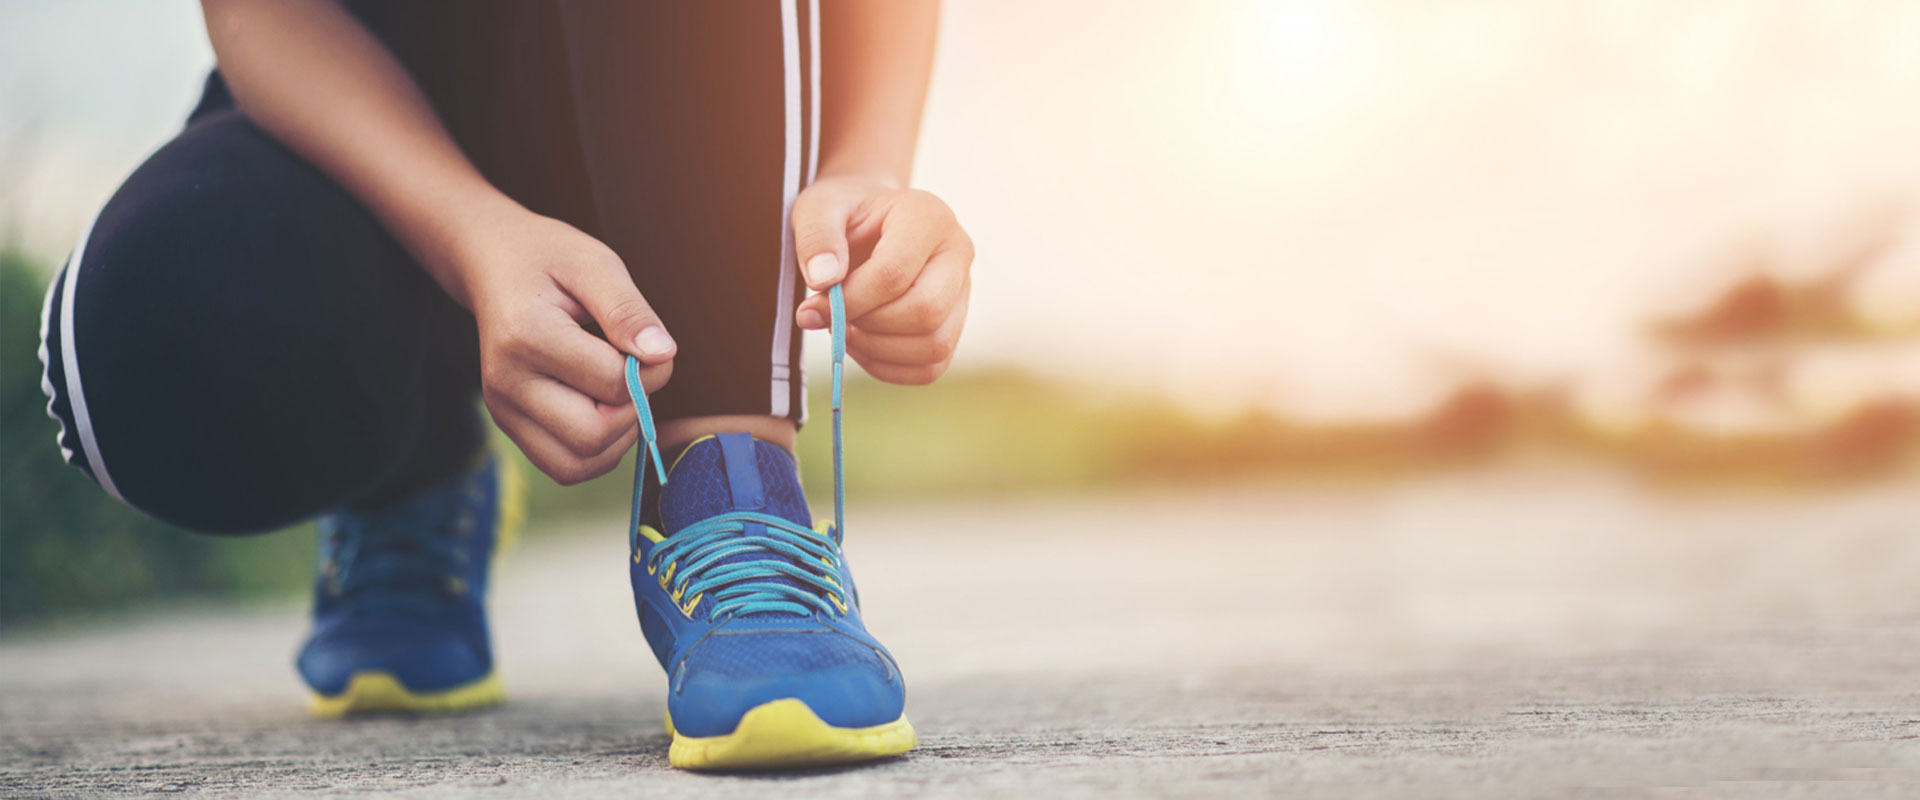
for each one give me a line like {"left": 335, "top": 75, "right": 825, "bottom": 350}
{"left": 38, "top": 256, "right": 290, "bottom": 537}
{"left": 38, "top": 111, "right": 468, "bottom": 537}
{"left": 35, "top": 120, "right": 330, "bottom": 536}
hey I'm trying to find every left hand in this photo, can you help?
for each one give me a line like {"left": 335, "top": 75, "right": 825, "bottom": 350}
{"left": 791, "top": 175, "right": 973, "bottom": 385}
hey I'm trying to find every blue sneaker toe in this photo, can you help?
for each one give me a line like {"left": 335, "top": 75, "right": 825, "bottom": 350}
{"left": 670, "top": 631, "right": 903, "bottom": 737}
{"left": 298, "top": 616, "right": 490, "bottom": 696}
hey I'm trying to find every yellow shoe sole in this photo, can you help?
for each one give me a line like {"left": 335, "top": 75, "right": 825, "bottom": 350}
{"left": 309, "top": 670, "right": 505, "bottom": 717}
{"left": 665, "top": 698, "right": 916, "bottom": 770}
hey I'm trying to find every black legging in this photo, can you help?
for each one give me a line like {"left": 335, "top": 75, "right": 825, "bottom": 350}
{"left": 38, "top": 1, "right": 824, "bottom": 534}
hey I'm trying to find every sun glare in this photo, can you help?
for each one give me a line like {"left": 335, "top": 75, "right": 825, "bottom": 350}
{"left": 1251, "top": 1, "right": 1348, "bottom": 77}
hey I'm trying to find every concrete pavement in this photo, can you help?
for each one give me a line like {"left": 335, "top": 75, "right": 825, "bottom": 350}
{"left": 3, "top": 471, "right": 1917, "bottom": 797}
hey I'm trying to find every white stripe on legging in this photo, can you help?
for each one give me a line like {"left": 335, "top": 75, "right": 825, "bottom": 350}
{"left": 770, "top": 0, "right": 803, "bottom": 418}
{"left": 58, "top": 210, "right": 127, "bottom": 502}
{"left": 799, "top": 0, "right": 820, "bottom": 424}
{"left": 39, "top": 247, "right": 74, "bottom": 465}
{"left": 807, "top": 0, "right": 821, "bottom": 186}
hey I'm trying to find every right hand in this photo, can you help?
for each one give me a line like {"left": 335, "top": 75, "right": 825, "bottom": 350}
{"left": 460, "top": 210, "right": 674, "bottom": 484}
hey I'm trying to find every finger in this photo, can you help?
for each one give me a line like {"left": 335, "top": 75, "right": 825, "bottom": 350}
{"left": 851, "top": 353, "right": 950, "bottom": 387}
{"left": 798, "top": 195, "right": 947, "bottom": 326}
{"left": 848, "top": 251, "right": 970, "bottom": 336}
{"left": 792, "top": 182, "right": 853, "bottom": 289}
{"left": 510, "top": 376, "right": 637, "bottom": 457}
{"left": 525, "top": 320, "right": 631, "bottom": 406}
{"left": 489, "top": 399, "right": 639, "bottom": 485}
{"left": 847, "top": 294, "right": 969, "bottom": 365}
{"left": 559, "top": 248, "right": 677, "bottom": 364}
{"left": 631, "top": 357, "right": 674, "bottom": 396}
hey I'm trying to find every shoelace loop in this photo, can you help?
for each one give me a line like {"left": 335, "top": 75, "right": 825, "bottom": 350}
{"left": 644, "top": 511, "right": 848, "bottom": 617}
{"left": 624, "top": 285, "right": 851, "bottom": 619}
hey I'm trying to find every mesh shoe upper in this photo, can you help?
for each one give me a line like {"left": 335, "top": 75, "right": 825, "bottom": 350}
{"left": 297, "top": 456, "right": 501, "bottom": 695}
{"left": 632, "top": 433, "right": 905, "bottom": 736}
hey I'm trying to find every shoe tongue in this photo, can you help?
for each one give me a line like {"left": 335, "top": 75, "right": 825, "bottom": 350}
{"left": 660, "top": 433, "right": 811, "bottom": 535}
{"left": 658, "top": 434, "right": 816, "bottom": 618}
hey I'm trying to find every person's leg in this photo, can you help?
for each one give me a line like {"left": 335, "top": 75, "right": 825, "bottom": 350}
{"left": 550, "top": 2, "right": 914, "bottom": 770}
{"left": 39, "top": 107, "right": 484, "bottom": 535}
{"left": 40, "top": 101, "right": 509, "bottom": 714}
{"left": 551, "top": 1, "right": 816, "bottom": 451}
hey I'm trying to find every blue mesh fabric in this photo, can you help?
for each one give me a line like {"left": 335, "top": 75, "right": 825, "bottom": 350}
{"left": 299, "top": 456, "right": 499, "bottom": 694}
{"left": 660, "top": 437, "right": 811, "bottom": 531}
{"left": 657, "top": 437, "right": 817, "bottom": 618}
{"left": 687, "top": 632, "right": 880, "bottom": 679}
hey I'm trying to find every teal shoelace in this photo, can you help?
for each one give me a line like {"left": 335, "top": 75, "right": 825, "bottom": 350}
{"left": 623, "top": 285, "right": 850, "bottom": 619}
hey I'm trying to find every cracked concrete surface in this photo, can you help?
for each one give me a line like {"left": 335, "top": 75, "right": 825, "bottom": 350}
{"left": 4, "top": 473, "right": 1917, "bottom": 797}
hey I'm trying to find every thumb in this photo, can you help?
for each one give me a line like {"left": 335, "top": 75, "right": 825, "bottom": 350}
{"left": 792, "top": 184, "right": 853, "bottom": 290}
{"left": 568, "top": 253, "right": 676, "bottom": 366}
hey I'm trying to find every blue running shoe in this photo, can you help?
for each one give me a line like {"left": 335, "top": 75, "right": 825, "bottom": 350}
{"left": 298, "top": 454, "right": 521, "bottom": 715}
{"left": 623, "top": 286, "right": 915, "bottom": 770}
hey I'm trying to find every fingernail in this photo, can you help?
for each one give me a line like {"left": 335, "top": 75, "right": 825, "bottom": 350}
{"left": 805, "top": 253, "right": 842, "bottom": 285}
{"left": 635, "top": 325, "right": 676, "bottom": 358}
{"left": 797, "top": 308, "right": 825, "bottom": 329}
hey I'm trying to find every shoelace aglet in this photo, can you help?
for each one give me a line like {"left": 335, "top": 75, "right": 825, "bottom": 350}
{"left": 645, "top": 440, "right": 667, "bottom": 488}
{"left": 625, "top": 356, "right": 669, "bottom": 487}
{"left": 828, "top": 285, "right": 847, "bottom": 539}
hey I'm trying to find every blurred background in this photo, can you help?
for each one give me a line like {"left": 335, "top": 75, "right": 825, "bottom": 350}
{"left": 3, "top": 0, "right": 1918, "bottom": 628}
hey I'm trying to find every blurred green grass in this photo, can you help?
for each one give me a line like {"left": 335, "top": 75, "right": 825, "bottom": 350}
{"left": 515, "top": 367, "right": 1179, "bottom": 527}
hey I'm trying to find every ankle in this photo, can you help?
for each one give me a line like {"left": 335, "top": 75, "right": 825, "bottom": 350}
{"left": 658, "top": 415, "right": 796, "bottom": 454}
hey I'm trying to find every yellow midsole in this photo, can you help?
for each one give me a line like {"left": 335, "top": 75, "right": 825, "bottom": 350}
{"left": 308, "top": 670, "right": 505, "bottom": 717}
{"left": 665, "top": 698, "right": 915, "bottom": 770}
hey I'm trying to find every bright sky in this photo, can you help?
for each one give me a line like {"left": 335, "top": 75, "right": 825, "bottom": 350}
{"left": 6, "top": 1, "right": 1920, "bottom": 418}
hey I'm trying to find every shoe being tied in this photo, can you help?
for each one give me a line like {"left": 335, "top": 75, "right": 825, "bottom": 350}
{"left": 297, "top": 453, "right": 520, "bottom": 715}
{"left": 623, "top": 285, "right": 914, "bottom": 770}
